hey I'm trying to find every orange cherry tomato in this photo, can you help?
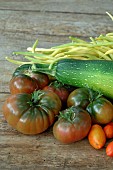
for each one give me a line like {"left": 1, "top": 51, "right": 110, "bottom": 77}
{"left": 103, "top": 122, "right": 113, "bottom": 139}
{"left": 106, "top": 141, "right": 113, "bottom": 157}
{"left": 88, "top": 124, "right": 106, "bottom": 149}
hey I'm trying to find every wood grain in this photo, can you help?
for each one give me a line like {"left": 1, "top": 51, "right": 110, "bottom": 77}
{"left": 1, "top": 1, "right": 113, "bottom": 169}
{"left": 0, "top": 94, "right": 113, "bottom": 170}
{"left": 0, "top": 4, "right": 113, "bottom": 59}
{"left": 0, "top": 0, "right": 113, "bottom": 14}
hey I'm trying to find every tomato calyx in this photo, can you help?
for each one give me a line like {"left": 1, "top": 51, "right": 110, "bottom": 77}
{"left": 49, "top": 80, "right": 62, "bottom": 88}
{"left": 87, "top": 88, "right": 103, "bottom": 102}
{"left": 59, "top": 106, "right": 79, "bottom": 124}
{"left": 49, "top": 80, "right": 70, "bottom": 89}
{"left": 28, "top": 90, "right": 45, "bottom": 107}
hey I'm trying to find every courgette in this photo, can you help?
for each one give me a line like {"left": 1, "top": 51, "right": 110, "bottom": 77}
{"left": 33, "top": 59, "right": 113, "bottom": 99}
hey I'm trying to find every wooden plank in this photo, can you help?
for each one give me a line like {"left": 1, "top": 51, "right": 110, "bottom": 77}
{"left": 0, "top": 33, "right": 71, "bottom": 60}
{"left": 0, "top": 10, "right": 112, "bottom": 37}
{"left": 0, "top": 0, "right": 113, "bottom": 14}
{"left": 0, "top": 10, "right": 113, "bottom": 60}
{"left": 0, "top": 94, "right": 113, "bottom": 170}
{"left": 1, "top": 1, "right": 113, "bottom": 169}
{"left": 0, "top": 61, "right": 29, "bottom": 93}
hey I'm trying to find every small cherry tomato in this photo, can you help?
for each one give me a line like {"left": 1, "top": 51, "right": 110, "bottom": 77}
{"left": 106, "top": 141, "right": 113, "bottom": 157}
{"left": 103, "top": 122, "right": 113, "bottom": 139}
{"left": 88, "top": 124, "right": 106, "bottom": 149}
{"left": 9, "top": 74, "right": 39, "bottom": 94}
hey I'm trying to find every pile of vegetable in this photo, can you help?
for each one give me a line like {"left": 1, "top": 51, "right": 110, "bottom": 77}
{"left": 2, "top": 12, "right": 113, "bottom": 157}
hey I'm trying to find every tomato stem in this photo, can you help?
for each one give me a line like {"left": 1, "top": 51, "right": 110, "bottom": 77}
{"left": 87, "top": 88, "right": 103, "bottom": 102}
{"left": 59, "top": 106, "right": 79, "bottom": 124}
{"left": 28, "top": 90, "right": 45, "bottom": 107}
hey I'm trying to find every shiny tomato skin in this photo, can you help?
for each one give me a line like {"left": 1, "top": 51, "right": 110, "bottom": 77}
{"left": 12, "top": 64, "right": 32, "bottom": 77}
{"left": 44, "top": 86, "right": 69, "bottom": 103}
{"left": 53, "top": 106, "right": 91, "bottom": 144}
{"left": 67, "top": 88, "right": 90, "bottom": 109}
{"left": 2, "top": 90, "right": 61, "bottom": 134}
{"left": 30, "top": 72, "right": 49, "bottom": 89}
{"left": 9, "top": 74, "right": 39, "bottom": 94}
{"left": 12, "top": 64, "right": 50, "bottom": 89}
{"left": 103, "top": 122, "right": 113, "bottom": 139}
{"left": 87, "top": 97, "right": 113, "bottom": 124}
{"left": 106, "top": 141, "right": 113, "bottom": 157}
{"left": 88, "top": 124, "right": 106, "bottom": 149}
{"left": 43, "top": 81, "right": 70, "bottom": 104}
{"left": 55, "top": 88, "right": 70, "bottom": 103}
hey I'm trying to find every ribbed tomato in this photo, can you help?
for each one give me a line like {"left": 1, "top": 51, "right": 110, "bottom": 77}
{"left": 2, "top": 90, "right": 61, "bottom": 134}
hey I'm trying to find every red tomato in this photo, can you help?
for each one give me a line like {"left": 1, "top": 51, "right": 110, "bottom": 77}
{"left": 2, "top": 90, "right": 62, "bottom": 134}
{"left": 53, "top": 106, "right": 91, "bottom": 144}
{"left": 106, "top": 141, "right": 113, "bottom": 157}
{"left": 43, "top": 81, "right": 70, "bottom": 105}
{"left": 9, "top": 74, "right": 39, "bottom": 94}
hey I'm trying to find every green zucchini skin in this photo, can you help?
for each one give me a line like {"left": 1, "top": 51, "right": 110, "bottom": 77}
{"left": 53, "top": 59, "right": 113, "bottom": 99}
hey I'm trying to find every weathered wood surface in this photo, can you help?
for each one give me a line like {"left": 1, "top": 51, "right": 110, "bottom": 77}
{"left": 1, "top": 1, "right": 113, "bottom": 169}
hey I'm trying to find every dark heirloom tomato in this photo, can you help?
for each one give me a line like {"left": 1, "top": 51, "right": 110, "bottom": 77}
{"left": 9, "top": 74, "right": 39, "bottom": 94}
{"left": 43, "top": 81, "right": 70, "bottom": 105}
{"left": 86, "top": 97, "right": 113, "bottom": 124}
{"left": 12, "top": 64, "right": 32, "bottom": 77}
{"left": 12, "top": 64, "right": 50, "bottom": 89}
{"left": 30, "top": 72, "right": 49, "bottom": 89}
{"left": 2, "top": 90, "right": 61, "bottom": 135}
{"left": 53, "top": 106, "right": 91, "bottom": 144}
{"left": 67, "top": 88, "right": 90, "bottom": 109}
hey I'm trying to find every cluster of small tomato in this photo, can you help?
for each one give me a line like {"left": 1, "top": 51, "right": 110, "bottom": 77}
{"left": 2, "top": 68, "right": 113, "bottom": 157}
